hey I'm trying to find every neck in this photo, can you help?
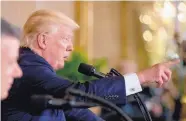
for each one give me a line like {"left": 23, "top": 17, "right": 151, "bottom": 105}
{"left": 31, "top": 47, "right": 43, "bottom": 57}
{"left": 31, "top": 47, "right": 58, "bottom": 70}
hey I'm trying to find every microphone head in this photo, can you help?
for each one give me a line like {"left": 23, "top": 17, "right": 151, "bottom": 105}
{"left": 78, "top": 63, "right": 95, "bottom": 76}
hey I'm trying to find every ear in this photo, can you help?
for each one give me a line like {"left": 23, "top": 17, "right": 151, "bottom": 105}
{"left": 36, "top": 33, "right": 47, "bottom": 49}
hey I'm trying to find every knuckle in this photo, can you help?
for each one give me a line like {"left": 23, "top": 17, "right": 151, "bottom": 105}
{"left": 158, "top": 77, "right": 161, "bottom": 81}
{"left": 158, "top": 71, "right": 162, "bottom": 76}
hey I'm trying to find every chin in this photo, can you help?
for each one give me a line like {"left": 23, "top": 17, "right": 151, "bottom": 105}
{"left": 55, "top": 63, "right": 65, "bottom": 70}
{"left": 1, "top": 91, "right": 8, "bottom": 100}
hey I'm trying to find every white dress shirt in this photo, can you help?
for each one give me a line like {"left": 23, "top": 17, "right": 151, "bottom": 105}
{"left": 123, "top": 73, "right": 142, "bottom": 96}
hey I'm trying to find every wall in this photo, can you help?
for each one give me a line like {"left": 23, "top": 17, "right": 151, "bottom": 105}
{"left": 93, "top": 2, "right": 121, "bottom": 67}
{"left": 1, "top": 1, "right": 36, "bottom": 27}
{"left": 1, "top": 1, "right": 144, "bottom": 68}
{"left": 1, "top": 1, "right": 75, "bottom": 27}
{"left": 35, "top": 1, "right": 75, "bottom": 20}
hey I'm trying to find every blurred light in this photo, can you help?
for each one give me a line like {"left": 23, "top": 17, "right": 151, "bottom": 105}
{"left": 139, "top": 14, "right": 143, "bottom": 23}
{"left": 161, "top": 2, "right": 176, "bottom": 19}
{"left": 178, "top": 13, "right": 186, "bottom": 22}
{"left": 158, "top": 27, "right": 167, "bottom": 40}
{"left": 178, "top": 2, "right": 186, "bottom": 12}
{"left": 167, "top": 51, "right": 179, "bottom": 60}
{"left": 149, "top": 21, "right": 158, "bottom": 31}
{"left": 142, "top": 15, "right": 152, "bottom": 25}
{"left": 143, "top": 30, "right": 153, "bottom": 42}
{"left": 181, "top": 95, "right": 186, "bottom": 104}
{"left": 153, "top": 2, "right": 162, "bottom": 13}
{"left": 145, "top": 43, "right": 153, "bottom": 53}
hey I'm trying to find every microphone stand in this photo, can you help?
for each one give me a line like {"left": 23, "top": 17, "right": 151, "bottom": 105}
{"left": 107, "top": 68, "right": 152, "bottom": 121}
{"left": 31, "top": 93, "right": 133, "bottom": 121}
{"left": 66, "top": 88, "right": 133, "bottom": 121}
{"left": 30, "top": 95, "right": 98, "bottom": 110}
{"left": 78, "top": 63, "right": 152, "bottom": 121}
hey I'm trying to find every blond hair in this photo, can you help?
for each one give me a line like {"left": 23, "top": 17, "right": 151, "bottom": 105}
{"left": 21, "top": 9, "right": 79, "bottom": 47}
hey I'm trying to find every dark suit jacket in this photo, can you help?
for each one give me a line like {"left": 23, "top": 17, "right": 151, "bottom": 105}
{"left": 2, "top": 48, "right": 126, "bottom": 121}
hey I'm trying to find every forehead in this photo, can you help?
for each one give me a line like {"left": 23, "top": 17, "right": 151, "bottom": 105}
{"left": 2, "top": 35, "right": 19, "bottom": 45}
{"left": 2, "top": 36, "right": 19, "bottom": 54}
{"left": 57, "top": 25, "right": 74, "bottom": 37}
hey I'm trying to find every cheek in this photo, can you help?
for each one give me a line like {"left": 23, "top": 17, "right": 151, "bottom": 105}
{"left": 1, "top": 61, "right": 13, "bottom": 94}
{"left": 1, "top": 54, "right": 10, "bottom": 76}
{"left": 58, "top": 42, "right": 67, "bottom": 54}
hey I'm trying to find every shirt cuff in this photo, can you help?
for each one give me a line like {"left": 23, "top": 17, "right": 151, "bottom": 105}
{"left": 123, "top": 73, "right": 142, "bottom": 96}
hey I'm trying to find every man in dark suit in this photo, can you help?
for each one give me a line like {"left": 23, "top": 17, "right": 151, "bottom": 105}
{"left": 2, "top": 9, "right": 180, "bottom": 121}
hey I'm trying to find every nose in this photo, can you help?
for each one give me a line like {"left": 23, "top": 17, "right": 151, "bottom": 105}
{"left": 67, "top": 41, "right": 74, "bottom": 52}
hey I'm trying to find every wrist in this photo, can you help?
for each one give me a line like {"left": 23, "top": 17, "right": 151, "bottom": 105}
{"left": 137, "top": 72, "right": 146, "bottom": 84}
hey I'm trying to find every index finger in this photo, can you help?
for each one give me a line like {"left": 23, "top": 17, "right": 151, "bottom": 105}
{"left": 163, "top": 59, "right": 180, "bottom": 68}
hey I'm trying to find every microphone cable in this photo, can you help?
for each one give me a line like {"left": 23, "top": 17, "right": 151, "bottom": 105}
{"left": 110, "top": 68, "right": 152, "bottom": 121}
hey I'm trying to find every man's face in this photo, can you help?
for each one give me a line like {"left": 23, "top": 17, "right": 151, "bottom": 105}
{"left": 1, "top": 36, "right": 23, "bottom": 100}
{"left": 44, "top": 26, "right": 74, "bottom": 70}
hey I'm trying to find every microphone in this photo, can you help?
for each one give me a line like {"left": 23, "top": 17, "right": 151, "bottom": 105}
{"left": 30, "top": 95, "right": 97, "bottom": 109}
{"left": 78, "top": 63, "right": 152, "bottom": 121}
{"left": 78, "top": 63, "right": 106, "bottom": 78}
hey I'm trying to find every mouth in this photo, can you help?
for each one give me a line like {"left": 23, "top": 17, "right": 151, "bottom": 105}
{"left": 64, "top": 56, "right": 69, "bottom": 61}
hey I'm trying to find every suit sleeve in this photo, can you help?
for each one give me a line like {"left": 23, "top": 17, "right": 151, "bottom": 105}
{"left": 25, "top": 66, "right": 126, "bottom": 105}
{"left": 64, "top": 108, "right": 105, "bottom": 121}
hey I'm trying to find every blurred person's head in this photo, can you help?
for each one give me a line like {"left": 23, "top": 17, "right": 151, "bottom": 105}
{"left": 181, "top": 33, "right": 186, "bottom": 63}
{"left": 1, "top": 18, "right": 23, "bottom": 100}
{"left": 181, "top": 40, "right": 186, "bottom": 63}
{"left": 21, "top": 9, "right": 79, "bottom": 70}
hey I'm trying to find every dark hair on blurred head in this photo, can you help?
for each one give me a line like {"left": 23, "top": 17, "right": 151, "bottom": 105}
{"left": 1, "top": 18, "right": 21, "bottom": 39}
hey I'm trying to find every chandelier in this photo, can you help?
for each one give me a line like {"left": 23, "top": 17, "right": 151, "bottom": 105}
{"left": 139, "top": 1, "right": 186, "bottom": 65}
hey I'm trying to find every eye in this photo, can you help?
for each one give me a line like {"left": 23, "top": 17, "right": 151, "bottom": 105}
{"left": 61, "top": 36, "right": 71, "bottom": 43}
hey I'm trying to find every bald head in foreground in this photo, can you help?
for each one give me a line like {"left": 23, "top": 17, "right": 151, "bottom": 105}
{"left": 1, "top": 18, "right": 22, "bottom": 100}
